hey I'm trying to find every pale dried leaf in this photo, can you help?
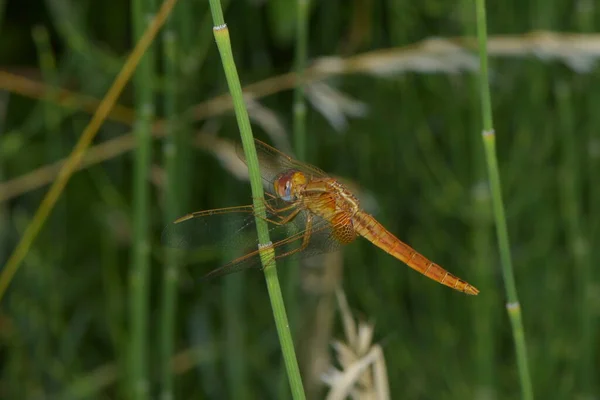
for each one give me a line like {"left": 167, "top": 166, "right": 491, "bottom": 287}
{"left": 311, "top": 32, "right": 600, "bottom": 80}
{"left": 332, "top": 340, "right": 358, "bottom": 371}
{"left": 313, "top": 39, "right": 478, "bottom": 77}
{"left": 371, "top": 345, "right": 390, "bottom": 400}
{"left": 488, "top": 31, "right": 600, "bottom": 72}
{"left": 305, "top": 82, "right": 368, "bottom": 132}
{"left": 325, "top": 345, "right": 382, "bottom": 400}
{"left": 321, "top": 366, "right": 343, "bottom": 387}
{"left": 321, "top": 368, "right": 363, "bottom": 400}
{"left": 357, "top": 321, "right": 374, "bottom": 357}
{"left": 335, "top": 288, "right": 358, "bottom": 349}
{"left": 194, "top": 133, "right": 249, "bottom": 181}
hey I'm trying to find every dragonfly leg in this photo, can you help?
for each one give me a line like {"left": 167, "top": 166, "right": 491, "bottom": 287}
{"left": 259, "top": 207, "right": 302, "bottom": 226}
{"left": 271, "top": 214, "right": 313, "bottom": 260}
{"left": 262, "top": 198, "right": 300, "bottom": 214}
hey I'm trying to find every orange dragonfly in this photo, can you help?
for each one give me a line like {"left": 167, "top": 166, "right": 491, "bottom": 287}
{"left": 162, "top": 139, "right": 479, "bottom": 295}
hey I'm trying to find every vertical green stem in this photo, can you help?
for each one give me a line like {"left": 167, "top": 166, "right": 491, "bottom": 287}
{"left": 576, "top": 9, "right": 598, "bottom": 396}
{"left": 33, "top": 24, "right": 65, "bottom": 390}
{"left": 293, "top": 0, "right": 309, "bottom": 161}
{"left": 0, "top": 93, "right": 6, "bottom": 264}
{"left": 555, "top": 82, "right": 593, "bottom": 396}
{"left": 280, "top": 2, "right": 311, "bottom": 397}
{"left": 0, "top": 0, "right": 6, "bottom": 265}
{"left": 474, "top": 1, "right": 533, "bottom": 399}
{"left": 460, "top": 1, "right": 495, "bottom": 397}
{"left": 129, "top": 0, "right": 156, "bottom": 397}
{"left": 172, "top": 0, "right": 194, "bottom": 212}
{"left": 222, "top": 201, "right": 248, "bottom": 399}
{"left": 207, "top": 1, "right": 306, "bottom": 399}
{"left": 160, "top": 12, "right": 179, "bottom": 400}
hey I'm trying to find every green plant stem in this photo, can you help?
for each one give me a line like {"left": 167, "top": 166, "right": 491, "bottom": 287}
{"left": 33, "top": 24, "right": 66, "bottom": 389}
{"left": 293, "top": 0, "right": 309, "bottom": 161}
{"left": 160, "top": 14, "right": 179, "bottom": 400}
{"left": 475, "top": 1, "right": 533, "bottom": 399}
{"left": 129, "top": 0, "right": 156, "bottom": 397}
{"left": 207, "top": 1, "right": 306, "bottom": 399}
{"left": 576, "top": 11, "right": 597, "bottom": 397}
{"left": 170, "top": 0, "right": 196, "bottom": 213}
{"left": 0, "top": 93, "right": 6, "bottom": 265}
{"left": 280, "top": 2, "right": 311, "bottom": 397}
{"left": 460, "top": 1, "right": 495, "bottom": 396}
{"left": 222, "top": 206, "right": 247, "bottom": 399}
{"left": 555, "top": 82, "right": 593, "bottom": 396}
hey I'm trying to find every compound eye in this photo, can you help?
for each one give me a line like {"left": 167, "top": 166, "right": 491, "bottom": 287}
{"left": 284, "top": 181, "right": 292, "bottom": 200}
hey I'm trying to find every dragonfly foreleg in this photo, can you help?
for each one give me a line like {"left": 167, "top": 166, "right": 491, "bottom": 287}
{"left": 262, "top": 198, "right": 300, "bottom": 214}
{"left": 259, "top": 207, "right": 301, "bottom": 226}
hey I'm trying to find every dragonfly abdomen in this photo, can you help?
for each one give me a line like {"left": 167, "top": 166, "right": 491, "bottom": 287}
{"left": 352, "top": 212, "right": 479, "bottom": 295}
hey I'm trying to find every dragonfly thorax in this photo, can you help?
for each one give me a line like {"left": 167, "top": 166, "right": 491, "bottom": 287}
{"left": 273, "top": 170, "right": 307, "bottom": 202}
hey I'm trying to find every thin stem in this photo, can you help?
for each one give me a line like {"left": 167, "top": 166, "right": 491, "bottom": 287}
{"left": 293, "top": 0, "right": 309, "bottom": 161}
{"left": 281, "top": 3, "right": 310, "bottom": 397}
{"left": 222, "top": 203, "right": 248, "bottom": 399}
{"left": 555, "top": 82, "right": 593, "bottom": 395}
{"left": 460, "top": 1, "right": 495, "bottom": 396}
{"left": 0, "top": 93, "right": 7, "bottom": 264}
{"left": 576, "top": 11, "right": 598, "bottom": 397}
{"left": 475, "top": 1, "right": 534, "bottom": 399}
{"left": 129, "top": 0, "right": 157, "bottom": 397}
{"left": 207, "top": 1, "right": 306, "bottom": 399}
{"left": 159, "top": 13, "right": 180, "bottom": 400}
{"left": 33, "top": 24, "right": 66, "bottom": 388}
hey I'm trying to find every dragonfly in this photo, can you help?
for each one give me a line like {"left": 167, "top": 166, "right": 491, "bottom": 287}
{"left": 162, "top": 139, "right": 479, "bottom": 295}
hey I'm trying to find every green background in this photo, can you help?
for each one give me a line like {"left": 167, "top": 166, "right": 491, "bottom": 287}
{"left": 0, "top": 0, "right": 598, "bottom": 399}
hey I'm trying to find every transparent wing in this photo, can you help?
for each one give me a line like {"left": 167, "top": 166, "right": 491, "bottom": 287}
{"left": 236, "top": 139, "right": 330, "bottom": 192}
{"left": 201, "top": 213, "right": 347, "bottom": 280}
{"left": 161, "top": 198, "right": 348, "bottom": 280}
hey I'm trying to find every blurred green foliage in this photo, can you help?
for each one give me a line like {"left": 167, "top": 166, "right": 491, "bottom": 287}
{"left": 1, "top": 0, "right": 599, "bottom": 399}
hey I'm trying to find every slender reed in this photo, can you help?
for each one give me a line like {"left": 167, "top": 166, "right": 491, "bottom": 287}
{"left": 474, "top": 1, "right": 533, "bottom": 399}
{"left": 171, "top": 0, "right": 196, "bottom": 214}
{"left": 129, "top": 0, "right": 157, "bottom": 397}
{"left": 33, "top": 25, "right": 64, "bottom": 242}
{"left": 280, "top": 3, "right": 310, "bottom": 397}
{"left": 555, "top": 83, "right": 593, "bottom": 396}
{"left": 293, "top": 0, "right": 309, "bottom": 161}
{"left": 0, "top": 0, "right": 6, "bottom": 263}
{"left": 207, "top": 0, "right": 306, "bottom": 398}
{"left": 33, "top": 25, "right": 66, "bottom": 388}
{"left": 159, "top": 11, "right": 180, "bottom": 400}
{"left": 460, "top": 1, "right": 495, "bottom": 396}
{"left": 222, "top": 189, "right": 248, "bottom": 399}
{"left": 0, "top": 94, "right": 6, "bottom": 264}
{"left": 0, "top": 0, "right": 178, "bottom": 302}
{"left": 577, "top": 12, "right": 598, "bottom": 396}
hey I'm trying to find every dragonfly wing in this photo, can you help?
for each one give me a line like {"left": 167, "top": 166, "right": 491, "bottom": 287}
{"left": 235, "top": 139, "right": 329, "bottom": 192}
{"left": 161, "top": 197, "right": 340, "bottom": 277}
{"left": 165, "top": 205, "right": 350, "bottom": 280}
{"left": 161, "top": 204, "right": 262, "bottom": 274}
{"left": 198, "top": 210, "right": 348, "bottom": 279}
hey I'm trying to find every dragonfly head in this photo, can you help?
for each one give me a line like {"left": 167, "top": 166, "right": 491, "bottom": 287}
{"left": 274, "top": 170, "right": 307, "bottom": 202}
